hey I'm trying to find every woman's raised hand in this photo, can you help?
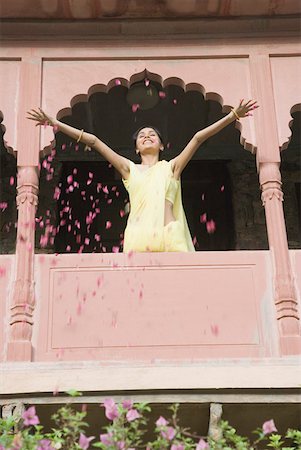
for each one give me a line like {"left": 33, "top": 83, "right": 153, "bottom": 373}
{"left": 232, "top": 99, "right": 259, "bottom": 119}
{"left": 26, "top": 108, "right": 57, "bottom": 127}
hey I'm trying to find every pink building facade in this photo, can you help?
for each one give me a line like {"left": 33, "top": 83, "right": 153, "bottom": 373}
{"left": 0, "top": 0, "right": 300, "bottom": 433}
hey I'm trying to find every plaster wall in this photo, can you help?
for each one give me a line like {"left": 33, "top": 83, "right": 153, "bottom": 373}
{"left": 28, "top": 250, "right": 279, "bottom": 362}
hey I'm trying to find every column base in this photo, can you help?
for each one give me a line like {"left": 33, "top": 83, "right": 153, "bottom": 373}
{"left": 6, "top": 341, "right": 33, "bottom": 362}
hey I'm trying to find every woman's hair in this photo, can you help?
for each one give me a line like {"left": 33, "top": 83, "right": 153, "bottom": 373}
{"left": 132, "top": 126, "right": 164, "bottom": 147}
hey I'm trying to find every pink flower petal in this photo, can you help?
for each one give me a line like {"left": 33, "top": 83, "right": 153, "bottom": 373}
{"left": 156, "top": 416, "right": 168, "bottom": 427}
{"left": 196, "top": 439, "right": 210, "bottom": 449}
{"left": 262, "top": 419, "right": 277, "bottom": 435}
{"left": 200, "top": 213, "right": 207, "bottom": 223}
{"left": 126, "top": 408, "right": 140, "bottom": 422}
{"left": 206, "top": 219, "right": 216, "bottom": 234}
{"left": 132, "top": 103, "right": 140, "bottom": 113}
{"left": 106, "top": 221, "right": 112, "bottom": 229}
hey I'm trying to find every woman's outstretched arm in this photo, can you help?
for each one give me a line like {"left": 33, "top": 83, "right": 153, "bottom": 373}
{"left": 27, "top": 108, "right": 130, "bottom": 179}
{"left": 171, "top": 100, "right": 258, "bottom": 179}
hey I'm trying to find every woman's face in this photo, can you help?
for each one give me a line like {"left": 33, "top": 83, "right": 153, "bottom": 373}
{"left": 136, "top": 127, "right": 162, "bottom": 153}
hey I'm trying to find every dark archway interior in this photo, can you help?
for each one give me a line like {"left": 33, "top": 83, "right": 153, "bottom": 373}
{"left": 281, "top": 110, "right": 301, "bottom": 249}
{"left": 0, "top": 118, "right": 17, "bottom": 254}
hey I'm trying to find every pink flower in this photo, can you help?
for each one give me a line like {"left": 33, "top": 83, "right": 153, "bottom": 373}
{"left": 22, "top": 406, "right": 40, "bottom": 426}
{"left": 100, "top": 433, "right": 113, "bottom": 445}
{"left": 103, "top": 398, "right": 119, "bottom": 420}
{"left": 37, "top": 439, "right": 55, "bottom": 450}
{"left": 262, "top": 419, "right": 277, "bottom": 435}
{"left": 161, "top": 426, "right": 176, "bottom": 441}
{"left": 171, "top": 444, "right": 185, "bottom": 450}
{"left": 126, "top": 408, "right": 140, "bottom": 422}
{"left": 106, "top": 221, "right": 112, "bottom": 229}
{"left": 196, "top": 439, "right": 210, "bottom": 449}
{"left": 159, "top": 91, "right": 166, "bottom": 99}
{"left": 67, "top": 175, "right": 73, "bottom": 184}
{"left": 206, "top": 219, "right": 216, "bottom": 234}
{"left": 117, "top": 441, "right": 126, "bottom": 449}
{"left": 122, "top": 399, "right": 133, "bottom": 410}
{"left": 156, "top": 416, "right": 168, "bottom": 427}
{"left": 115, "top": 79, "right": 121, "bottom": 86}
{"left": 79, "top": 433, "right": 94, "bottom": 449}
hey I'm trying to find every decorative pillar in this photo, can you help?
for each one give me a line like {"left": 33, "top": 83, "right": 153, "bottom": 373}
{"left": 259, "top": 162, "right": 301, "bottom": 355}
{"left": 6, "top": 166, "right": 39, "bottom": 361}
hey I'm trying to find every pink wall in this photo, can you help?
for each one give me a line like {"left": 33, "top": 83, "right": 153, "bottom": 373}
{"left": 0, "top": 256, "right": 14, "bottom": 361}
{"left": 30, "top": 251, "right": 279, "bottom": 362}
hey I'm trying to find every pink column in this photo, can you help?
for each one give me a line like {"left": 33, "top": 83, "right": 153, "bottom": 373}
{"left": 6, "top": 166, "right": 39, "bottom": 361}
{"left": 259, "top": 162, "right": 301, "bottom": 355}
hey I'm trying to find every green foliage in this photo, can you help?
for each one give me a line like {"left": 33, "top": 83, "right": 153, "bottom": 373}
{"left": 0, "top": 395, "right": 300, "bottom": 450}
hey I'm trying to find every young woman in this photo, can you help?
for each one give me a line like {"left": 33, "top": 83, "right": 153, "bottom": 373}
{"left": 27, "top": 100, "right": 258, "bottom": 253}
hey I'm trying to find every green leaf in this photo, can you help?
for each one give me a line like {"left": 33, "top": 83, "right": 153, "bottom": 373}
{"left": 66, "top": 389, "right": 83, "bottom": 397}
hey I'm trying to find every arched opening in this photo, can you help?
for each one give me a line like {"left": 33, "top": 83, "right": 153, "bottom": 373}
{"left": 0, "top": 114, "right": 17, "bottom": 254}
{"left": 36, "top": 75, "right": 267, "bottom": 253}
{"left": 281, "top": 108, "right": 301, "bottom": 249}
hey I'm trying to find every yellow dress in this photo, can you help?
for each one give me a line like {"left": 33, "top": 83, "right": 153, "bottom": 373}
{"left": 122, "top": 160, "right": 195, "bottom": 253}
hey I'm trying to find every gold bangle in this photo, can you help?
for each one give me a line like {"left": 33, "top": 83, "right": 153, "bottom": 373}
{"left": 231, "top": 109, "right": 240, "bottom": 120}
{"left": 77, "top": 129, "right": 84, "bottom": 143}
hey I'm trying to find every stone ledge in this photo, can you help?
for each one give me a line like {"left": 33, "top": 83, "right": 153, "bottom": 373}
{"left": 1, "top": 358, "right": 300, "bottom": 395}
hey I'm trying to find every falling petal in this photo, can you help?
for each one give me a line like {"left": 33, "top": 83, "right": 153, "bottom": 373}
{"left": 132, "top": 103, "right": 140, "bottom": 113}
{"left": 106, "top": 221, "right": 112, "bottom": 229}
{"left": 159, "top": 91, "right": 166, "bottom": 98}
{"left": 206, "top": 220, "right": 216, "bottom": 234}
{"left": 9, "top": 176, "right": 14, "bottom": 186}
{"left": 200, "top": 213, "right": 207, "bottom": 223}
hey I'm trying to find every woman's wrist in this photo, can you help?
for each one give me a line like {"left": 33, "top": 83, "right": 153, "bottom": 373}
{"left": 229, "top": 110, "right": 239, "bottom": 121}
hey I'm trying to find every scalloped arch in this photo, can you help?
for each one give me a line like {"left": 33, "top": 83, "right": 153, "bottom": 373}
{"left": 49, "top": 69, "right": 256, "bottom": 155}
{"left": 281, "top": 103, "right": 301, "bottom": 152}
{"left": 0, "top": 110, "right": 16, "bottom": 157}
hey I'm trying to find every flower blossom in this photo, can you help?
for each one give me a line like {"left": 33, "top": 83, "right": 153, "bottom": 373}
{"left": 37, "top": 439, "right": 55, "bottom": 450}
{"left": 156, "top": 416, "right": 168, "bottom": 427}
{"left": 262, "top": 419, "right": 277, "bottom": 435}
{"left": 161, "top": 426, "right": 176, "bottom": 441}
{"left": 103, "top": 398, "right": 119, "bottom": 420}
{"left": 196, "top": 439, "right": 210, "bottom": 449}
{"left": 22, "top": 405, "right": 40, "bottom": 426}
{"left": 100, "top": 433, "right": 113, "bottom": 445}
{"left": 122, "top": 399, "right": 133, "bottom": 410}
{"left": 171, "top": 444, "right": 185, "bottom": 450}
{"left": 78, "top": 433, "right": 95, "bottom": 449}
{"left": 126, "top": 408, "right": 140, "bottom": 422}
